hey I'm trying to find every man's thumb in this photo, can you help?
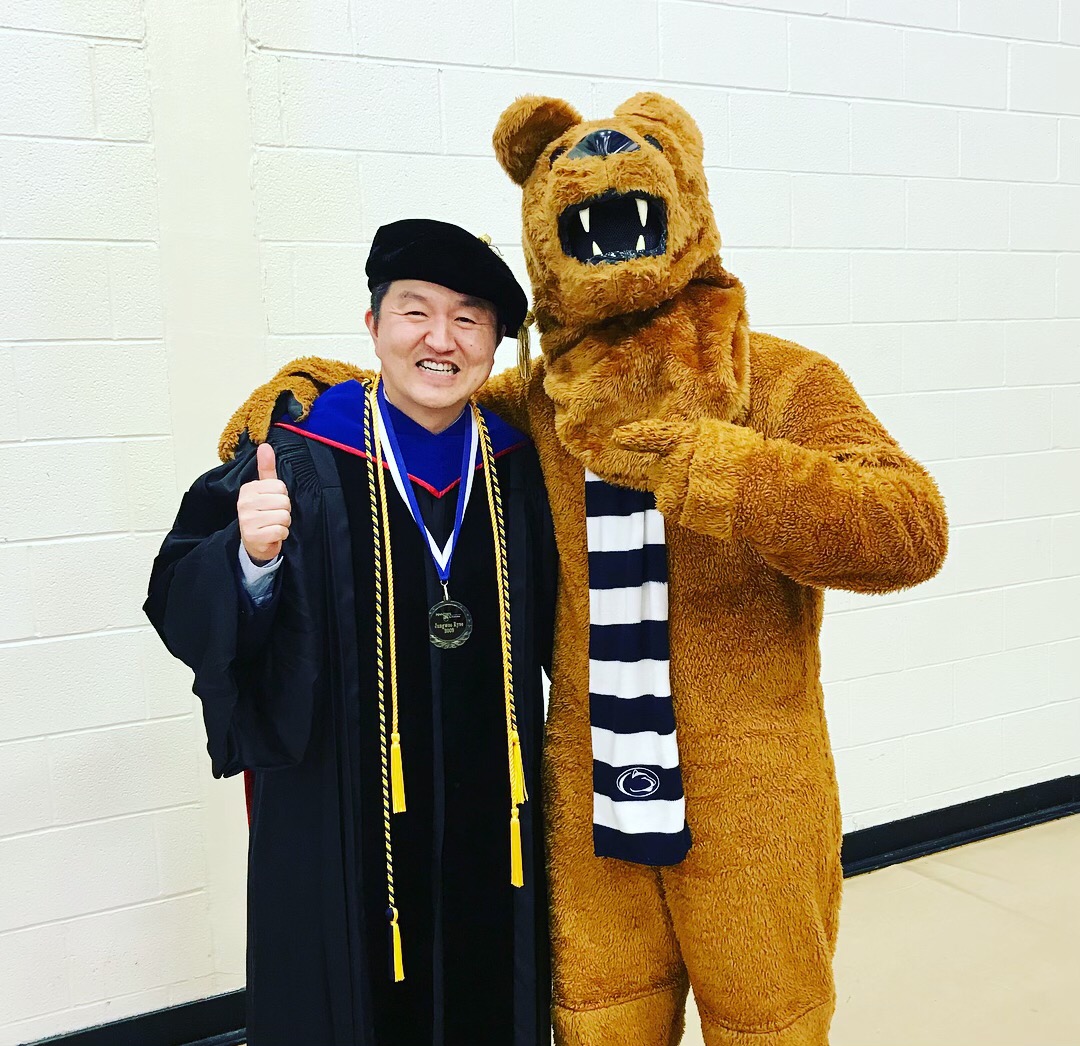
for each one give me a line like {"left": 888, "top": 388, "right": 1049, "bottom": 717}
{"left": 257, "top": 442, "right": 278, "bottom": 482}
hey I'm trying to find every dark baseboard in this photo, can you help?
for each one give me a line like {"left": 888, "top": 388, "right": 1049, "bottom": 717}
{"left": 28, "top": 990, "right": 244, "bottom": 1046}
{"left": 26, "top": 774, "right": 1079, "bottom": 1046}
{"left": 841, "top": 772, "right": 1080, "bottom": 876}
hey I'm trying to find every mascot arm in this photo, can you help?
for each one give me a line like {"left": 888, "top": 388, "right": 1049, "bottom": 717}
{"left": 217, "top": 356, "right": 372, "bottom": 462}
{"left": 217, "top": 357, "right": 533, "bottom": 462}
{"left": 616, "top": 356, "right": 948, "bottom": 594}
{"left": 477, "top": 365, "right": 532, "bottom": 435}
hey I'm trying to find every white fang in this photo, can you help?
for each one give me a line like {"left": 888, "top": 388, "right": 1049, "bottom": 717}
{"left": 592, "top": 241, "right": 602, "bottom": 256}
{"left": 579, "top": 208, "right": 590, "bottom": 233}
{"left": 636, "top": 234, "right": 646, "bottom": 252}
{"left": 637, "top": 199, "right": 648, "bottom": 227}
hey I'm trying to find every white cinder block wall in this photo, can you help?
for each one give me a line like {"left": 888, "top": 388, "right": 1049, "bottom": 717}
{"left": 1, "top": 0, "right": 1078, "bottom": 1040}
{"left": 0, "top": 1, "right": 221, "bottom": 1043}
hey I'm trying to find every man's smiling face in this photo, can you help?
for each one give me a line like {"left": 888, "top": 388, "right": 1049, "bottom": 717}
{"left": 366, "top": 279, "right": 501, "bottom": 432}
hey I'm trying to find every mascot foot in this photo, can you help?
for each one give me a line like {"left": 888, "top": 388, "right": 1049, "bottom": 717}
{"left": 699, "top": 998, "right": 833, "bottom": 1046}
{"left": 554, "top": 980, "right": 689, "bottom": 1046}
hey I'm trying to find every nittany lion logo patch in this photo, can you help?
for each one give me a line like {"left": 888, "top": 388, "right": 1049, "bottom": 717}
{"left": 616, "top": 767, "right": 661, "bottom": 798}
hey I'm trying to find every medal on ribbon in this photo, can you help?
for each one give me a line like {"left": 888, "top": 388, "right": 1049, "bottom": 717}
{"left": 375, "top": 384, "right": 478, "bottom": 649}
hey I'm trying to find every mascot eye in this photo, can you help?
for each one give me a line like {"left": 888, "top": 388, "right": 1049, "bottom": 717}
{"left": 644, "top": 134, "right": 664, "bottom": 152}
{"left": 549, "top": 145, "right": 567, "bottom": 167}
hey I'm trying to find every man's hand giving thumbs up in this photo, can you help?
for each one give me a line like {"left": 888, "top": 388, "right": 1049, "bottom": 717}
{"left": 238, "top": 443, "right": 292, "bottom": 565}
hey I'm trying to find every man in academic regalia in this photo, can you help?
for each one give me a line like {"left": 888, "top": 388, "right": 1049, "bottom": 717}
{"left": 144, "top": 220, "right": 555, "bottom": 1046}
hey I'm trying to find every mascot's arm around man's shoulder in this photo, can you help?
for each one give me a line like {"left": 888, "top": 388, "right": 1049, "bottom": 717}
{"left": 218, "top": 356, "right": 370, "bottom": 462}
{"left": 215, "top": 355, "right": 533, "bottom": 462}
{"left": 616, "top": 334, "right": 949, "bottom": 596}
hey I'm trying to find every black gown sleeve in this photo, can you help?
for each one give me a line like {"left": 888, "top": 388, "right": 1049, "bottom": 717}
{"left": 144, "top": 430, "right": 327, "bottom": 778}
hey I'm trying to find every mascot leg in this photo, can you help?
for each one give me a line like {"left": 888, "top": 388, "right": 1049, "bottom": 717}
{"left": 659, "top": 791, "right": 842, "bottom": 1046}
{"left": 547, "top": 728, "right": 689, "bottom": 1045}
{"left": 554, "top": 982, "right": 689, "bottom": 1046}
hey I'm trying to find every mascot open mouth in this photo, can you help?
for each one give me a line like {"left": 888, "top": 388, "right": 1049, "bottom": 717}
{"left": 558, "top": 190, "right": 667, "bottom": 265}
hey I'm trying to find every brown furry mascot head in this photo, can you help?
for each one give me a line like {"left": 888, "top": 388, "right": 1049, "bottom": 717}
{"left": 493, "top": 92, "right": 728, "bottom": 342}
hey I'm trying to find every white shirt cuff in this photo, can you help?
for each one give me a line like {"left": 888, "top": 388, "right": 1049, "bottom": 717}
{"left": 238, "top": 545, "right": 282, "bottom": 605}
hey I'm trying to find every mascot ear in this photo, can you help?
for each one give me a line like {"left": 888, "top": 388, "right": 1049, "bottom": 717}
{"left": 614, "top": 92, "right": 705, "bottom": 164}
{"left": 493, "top": 95, "right": 583, "bottom": 186}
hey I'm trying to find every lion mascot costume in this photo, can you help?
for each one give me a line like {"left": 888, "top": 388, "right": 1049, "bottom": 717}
{"left": 220, "top": 93, "right": 948, "bottom": 1045}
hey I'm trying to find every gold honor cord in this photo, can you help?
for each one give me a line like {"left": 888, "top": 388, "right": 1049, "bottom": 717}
{"left": 363, "top": 380, "right": 527, "bottom": 983}
{"left": 474, "top": 403, "right": 528, "bottom": 888}
{"left": 372, "top": 393, "right": 406, "bottom": 817}
{"left": 363, "top": 380, "right": 404, "bottom": 983}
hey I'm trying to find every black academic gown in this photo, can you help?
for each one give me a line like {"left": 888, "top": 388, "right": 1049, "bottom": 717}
{"left": 144, "top": 393, "right": 555, "bottom": 1046}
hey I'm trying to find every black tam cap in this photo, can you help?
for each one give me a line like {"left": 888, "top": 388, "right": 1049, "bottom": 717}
{"left": 366, "top": 219, "right": 529, "bottom": 341}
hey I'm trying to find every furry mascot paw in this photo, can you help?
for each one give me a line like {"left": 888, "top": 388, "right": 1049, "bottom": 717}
{"left": 217, "top": 356, "right": 369, "bottom": 462}
{"left": 611, "top": 419, "right": 698, "bottom": 513}
{"left": 613, "top": 418, "right": 766, "bottom": 536}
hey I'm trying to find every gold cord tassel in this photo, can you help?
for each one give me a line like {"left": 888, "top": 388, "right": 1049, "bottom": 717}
{"left": 371, "top": 383, "right": 405, "bottom": 819}
{"left": 389, "top": 907, "right": 404, "bottom": 983}
{"left": 390, "top": 732, "right": 406, "bottom": 813}
{"left": 478, "top": 232, "right": 531, "bottom": 379}
{"left": 509, "top": 730, "right": 527, "bottom": 806}
{"left": 367, "top": 380, "right": 405, "bottom": 982}
{"left": 476, "top": 405, "right": 528, "bottom": 889}
{"left": 516, "top": 311, "right": 533, "bottom": 382}
{"left": 510, "top": 808, "right": 524, "bottom": 888}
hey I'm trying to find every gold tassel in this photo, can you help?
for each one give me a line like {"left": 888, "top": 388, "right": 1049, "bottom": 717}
{"left": 477, "top": 234, "right": 530, "bottom": 378}
{"left": 390, "top": 732, "right": 406, "bottom": 814}
{"left": 509, "top": 730, "right": 527, "bottom": 806}
{"left": 389, "top": 907, "right": 405, "bottom": 982}
{"left": 516, "top": 311, "right": 533, "bottom": 382}
{"left": 510, "top": 807, "right": 524, "bottom": 888}
{"left": 476, "top": 404, "right": 527, "bottom": 891}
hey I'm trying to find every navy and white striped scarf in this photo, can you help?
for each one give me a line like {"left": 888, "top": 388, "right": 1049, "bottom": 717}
{"left": 586, "top": 469, "right": 692, "bottom": 865}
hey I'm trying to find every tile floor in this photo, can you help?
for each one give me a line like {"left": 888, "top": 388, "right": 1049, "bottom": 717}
{"left": 680, "top": 815, "right": 1080, "bottom": 1046}
{"left": 229, "top": 817, "right": 1079, "bottom": 1045}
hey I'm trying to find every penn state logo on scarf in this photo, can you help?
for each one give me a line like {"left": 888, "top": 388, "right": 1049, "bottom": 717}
{"left": 586, "top": 470, "right": 691, "bottom": 865}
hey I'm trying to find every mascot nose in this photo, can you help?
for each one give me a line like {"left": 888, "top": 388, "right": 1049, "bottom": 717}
{"left": 567, "top": 129, "right": 640, "bottom": 160}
